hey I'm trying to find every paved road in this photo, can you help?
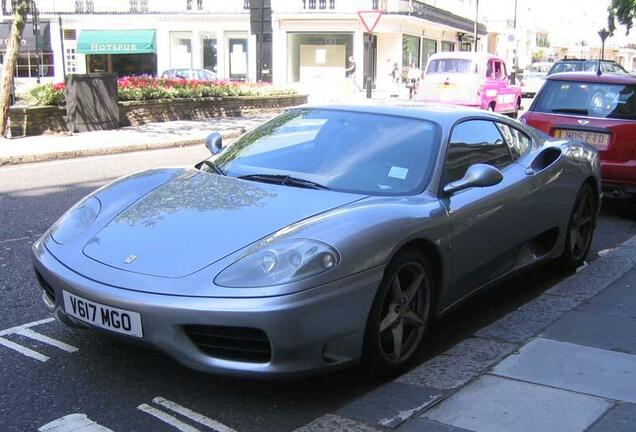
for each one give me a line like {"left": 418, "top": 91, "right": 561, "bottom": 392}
{"left": 0, "top": 146, "right": 634, "bottom": 432}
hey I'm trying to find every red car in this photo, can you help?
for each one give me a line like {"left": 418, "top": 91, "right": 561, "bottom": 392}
{"left": 520, "top": 71, "right": 636, "bottom": 198}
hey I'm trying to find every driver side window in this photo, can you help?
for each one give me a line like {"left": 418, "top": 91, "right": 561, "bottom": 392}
{"left": 445, "top": 120, "right": 512, "bottom": 184}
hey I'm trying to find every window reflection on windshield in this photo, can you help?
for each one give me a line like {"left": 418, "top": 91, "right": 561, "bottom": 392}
{"left": 209, "top": 109, "right": 442, "bottom": 196}
{"left": 534, "top": 81, "right": 636, "bottom": 120}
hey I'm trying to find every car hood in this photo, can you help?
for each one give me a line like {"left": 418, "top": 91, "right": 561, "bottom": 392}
{"left": 83, "top": 170, "right": 366, "bottom": 278}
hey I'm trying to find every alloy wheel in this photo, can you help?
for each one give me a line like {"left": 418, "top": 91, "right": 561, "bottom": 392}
{"left": 377, "top": 262, "right": 429, "bottom": 363}
{"left": 569, "top": 188, "right": 595, "bottom": 261}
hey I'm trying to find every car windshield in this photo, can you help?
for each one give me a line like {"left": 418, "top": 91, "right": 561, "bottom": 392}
{"left": 209, "top": 109, "right": 442, "bottom": 196}
{"left": 533, "top": 80, "right": 636, "bottom": 120}
{"left": 426, "top": 59, "right": 474, "bottom": 74}
{"left": 548, "top": 61, "right": 626, "bottom": 75}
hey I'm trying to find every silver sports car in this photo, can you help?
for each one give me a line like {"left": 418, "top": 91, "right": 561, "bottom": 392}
{"left": 33, "top": 104, "right": 600, "bottom": 377}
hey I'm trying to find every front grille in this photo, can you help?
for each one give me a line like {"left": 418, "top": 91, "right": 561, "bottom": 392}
{"left": 184, "top": 325, "right": 271, "bottom": 363}
{"left": 34, "top": 268, "right": 56, "bottom": 304}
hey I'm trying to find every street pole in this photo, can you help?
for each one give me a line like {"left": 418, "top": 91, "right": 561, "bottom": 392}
{"left": 473, "top": 0, "right": 478, "bottom": 52}
{"left": 366, "top": 33, "right": 373, "bottom": 98}
{"left": 597, "top": 28, "right": 609, "bottom": 76}
{"left": 512, "top": 0, "right": 518, "bottom": 83}
{"left": 31, "top": 0, "right": 40, "bottom": 84}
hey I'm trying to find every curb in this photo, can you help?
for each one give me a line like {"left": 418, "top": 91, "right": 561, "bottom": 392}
{"left": 0, "top": 128, "right": 246, "bottom": 167}
{"left": 296, "top": 234, "right": 636, "bottom": 432}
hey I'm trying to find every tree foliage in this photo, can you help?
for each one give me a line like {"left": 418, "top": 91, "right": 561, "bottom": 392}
{"left": 608, "top": 0, "right": 636, "bottom": 34}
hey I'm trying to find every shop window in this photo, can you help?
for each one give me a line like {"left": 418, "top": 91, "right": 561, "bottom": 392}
{"left": 287, "top": 32, "right": 353, "bottom": 83}
{"left": 170, "top": 32, "right": 193, "bottom": 69}
{"left": 441, "top": 41, "right": 455, "bottom": 52}
{"left": 66, "top": 47, "right": 77, "bottom": 73}
{"left": 422, "top": 38, "right": 437, "bottom": 67}
{"left": 402, "top": 34, "right": 420, "bottom": 70}
{"left": 87, "top": 53, "right": 157, "bottom": 76}
{"left": 202, "top": 36, "right": 217, "bottom": 74}
{"left": 229, "top": 38, "right": 248, "bottom": 81}
{"left": 1, "top": 50, "right": 55, "bottom": 78}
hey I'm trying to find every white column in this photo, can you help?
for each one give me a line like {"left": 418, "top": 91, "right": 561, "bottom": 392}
{"left": 272, "top": 20, "right": 286, "bottom": 85}
{"left": 191, "top": 30, "right": 202, "bottom": 69}
{"left": 49, "top": 19, "right": 64, "bottom": 82}
{"left": 248, "top": 33, "right": 257, "bottom": 82}
{"left": 156, "top": 28, "right": 171, "bottom": 75}
{"left": 216, "top": 29, "right": 226, "bottom": 79}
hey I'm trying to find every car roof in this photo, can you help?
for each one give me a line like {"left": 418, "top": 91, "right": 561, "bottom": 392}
{"left": 427, "top": 51, "right": 501, "bottom": 62}
{"left": 545, "top": 71, "right": 636, "bottom": 84}
{"left": 301, "top": 103, "right": 504, "bottom": 128}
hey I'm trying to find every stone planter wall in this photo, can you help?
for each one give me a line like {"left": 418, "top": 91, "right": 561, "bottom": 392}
{"left": 9, "top": 94, "right": 308, "bottom": 137}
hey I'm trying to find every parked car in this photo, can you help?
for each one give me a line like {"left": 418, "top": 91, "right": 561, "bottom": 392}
{"left": 417, "top": 52, "right": 522, "bottom": 117}
{"left": 520, "top": 62, "right": 552, "bottom": 97}
{"left": 161, "top": 68, "right": 217, "bottom": 81}
{"left": 33, "top": 105, "right": 599, "bottom": 377}
{"left": 547, "top": 59, "right": 628, "bottom": 76}
{"left": 521, "top": 72, "right": 635, "bottom": 198}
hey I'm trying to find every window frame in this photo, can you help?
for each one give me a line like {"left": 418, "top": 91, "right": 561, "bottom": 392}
{"left": 494, "top": 121, "right": 532, "bottom": 160}
{"left": 440, "top": 118, "right": 515, "bottom": 193}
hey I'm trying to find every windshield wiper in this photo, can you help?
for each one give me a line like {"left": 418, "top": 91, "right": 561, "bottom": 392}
{"left": 238, "top": 174, "right": 330, "bottom": 190}
{"left": 551, "top": 108, "right": 589, "bottom": 115}
{"left": 201, "top": 160, "right": 225, "bottom": 176}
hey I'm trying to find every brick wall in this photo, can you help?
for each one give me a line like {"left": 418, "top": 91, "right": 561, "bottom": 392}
{"left": 9, "top": 94, "right": 308, "bottom": 137}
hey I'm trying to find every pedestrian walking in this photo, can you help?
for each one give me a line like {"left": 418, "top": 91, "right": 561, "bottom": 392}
{"left": 344, "top": 56, "right": 359, "bottom": 96}
{"left": 407, "top": 62, "right": 420, "bottom": 99}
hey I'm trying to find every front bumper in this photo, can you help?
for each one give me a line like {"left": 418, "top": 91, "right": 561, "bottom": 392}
{"left": 32, "top": 240, "right": 383, "bottom": 377}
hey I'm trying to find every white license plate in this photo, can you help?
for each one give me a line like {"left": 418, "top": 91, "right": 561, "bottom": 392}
{"left": 63, "top": 291, "right": 143, "bottom": 338}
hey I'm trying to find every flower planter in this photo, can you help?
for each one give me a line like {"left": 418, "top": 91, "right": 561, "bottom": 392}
{"left": 9, "top": 94, "right": 308, "bottom": 137}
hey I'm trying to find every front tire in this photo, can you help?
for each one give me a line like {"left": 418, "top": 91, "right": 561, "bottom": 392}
{"left": 361, "top": 250, "right": 433, "bottom": 376}
{"left": 558, "top": 183, "right": 597, "bottom": 269}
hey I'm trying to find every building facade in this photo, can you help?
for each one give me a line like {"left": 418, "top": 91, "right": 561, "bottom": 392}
{"left": 2, "top": 0, "right": 486, "bottom": 93}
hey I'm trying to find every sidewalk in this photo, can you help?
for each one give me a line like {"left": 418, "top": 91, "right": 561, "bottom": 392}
{"left": 298, "top": 235, "right": 636, "bottom": 432}
{"left": 0, "top": 114, "right": 274, "bottom": 166}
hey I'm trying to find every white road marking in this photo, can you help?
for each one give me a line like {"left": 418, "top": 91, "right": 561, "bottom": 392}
{"left": 137, "top": 404, "right": 202, "bottom": 432}
{"left": 0, "top": 317, "right": 78, "bottom": 362}
{"left": 0, "top": 336, "right": 49, "bottom": 362}
{"left": 16, "top": 328, "right": 79, "bottom": 353}
{"left": 0, "top": 317, "right": 55, "bottom": 337}
{"left": 153, "top": 397, "right": 238, "bottom": 432}
{"left": 38, "top": 413, "right": 114, "bottom": 432}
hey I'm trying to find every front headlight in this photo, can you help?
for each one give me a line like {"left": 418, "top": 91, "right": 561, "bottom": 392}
{"left": 214, "top": 239, "right": 340, "bottom": 288}
{"left": 50, "top": 197, "right": 101, "bottom": 244}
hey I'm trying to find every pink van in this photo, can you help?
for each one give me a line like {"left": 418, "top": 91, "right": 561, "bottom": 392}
{"left": 416, "top": 52, "right": 522, "bottom": 117}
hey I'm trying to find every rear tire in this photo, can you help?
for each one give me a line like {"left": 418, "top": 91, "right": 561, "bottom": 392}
{"left": 558, "top": 183, "right": 597, "bottom": 270}
{"left": 361, "top": 250, "right": 433, "bottom": 377}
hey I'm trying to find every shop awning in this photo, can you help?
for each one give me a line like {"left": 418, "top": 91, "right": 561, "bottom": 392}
{"left": 77, "top": 30, "right": 156, "bottom": 55}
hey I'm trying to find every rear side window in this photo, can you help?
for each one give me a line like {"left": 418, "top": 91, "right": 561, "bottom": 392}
{"left": 445, "top": 120, "right": 512, "bottom": 184}
{"left": 496, "top": 123, "right": 532, "bottom": 159}
{"left": 534, "top": 80, "right": 636, "bottom": 120}
{"left": 427, "top": 59, "right": 475, "bottom": 74}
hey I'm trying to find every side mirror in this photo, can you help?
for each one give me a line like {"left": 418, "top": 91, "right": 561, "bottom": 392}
{"left": 443, "top": 164, "right": 503, "bottom": 196}
{"left": 205, "top": 132, "right": 223, "bottom": 155}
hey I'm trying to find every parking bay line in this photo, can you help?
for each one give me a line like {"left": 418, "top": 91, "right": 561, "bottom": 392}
{"left": 153, "top": 397, "right": 238, "bottom": 432}
{"left": 0, "top": 317, "right": 78, "bottom": 362}
{"left": 39, "top": 413, "right": 114, "bottom": 432}
{"left": 0, "top": 336, "right": 49, "bottom": 362}
{"left": 137, "top": 404, "right": 202, "bottom": 432}
{"left": 16, "top": 328, "right": 79, "bottom": 353}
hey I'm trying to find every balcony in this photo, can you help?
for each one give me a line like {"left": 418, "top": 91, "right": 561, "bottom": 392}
{"left": 2, "top": 0, "right": 250, "bottom": 15}
{"left": 388, "top": 0, "right": 487, "bottom": 35}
